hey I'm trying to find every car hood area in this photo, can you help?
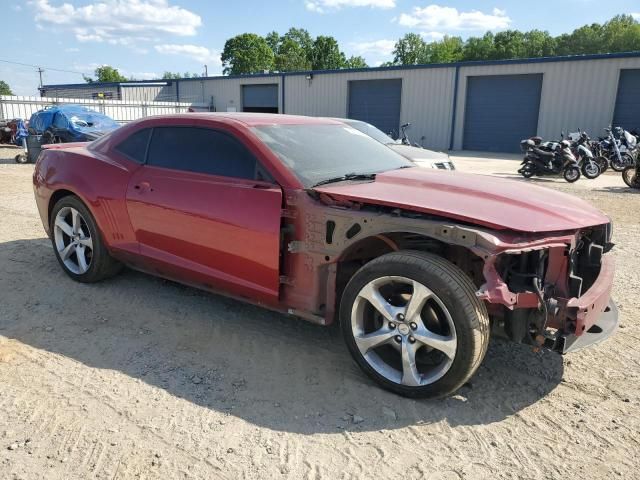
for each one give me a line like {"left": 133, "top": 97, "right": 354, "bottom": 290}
{"left": 388, "top": 144, "right": 450, "bottom": 162}
{"left": 313, "top": 167, "right": 610, "bottom": 233}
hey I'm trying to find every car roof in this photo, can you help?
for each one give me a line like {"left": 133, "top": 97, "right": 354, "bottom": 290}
{"left": 142, "top": 112, "right": 344, "bottom": 127}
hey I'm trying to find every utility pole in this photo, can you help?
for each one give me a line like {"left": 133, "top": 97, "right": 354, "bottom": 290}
{"left": 37, "top": 67, "right": 44, "bottom": 89}
{"left": 204, "top": 64, "right": 208, "bottom": 77}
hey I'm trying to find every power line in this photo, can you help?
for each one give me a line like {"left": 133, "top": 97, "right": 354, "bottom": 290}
{"left": 0, "top": 58, "right": 86, "bottom": 76}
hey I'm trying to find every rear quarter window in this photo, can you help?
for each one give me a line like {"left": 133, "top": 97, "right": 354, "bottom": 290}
{"left": 115, "top": 128, "right": 151, "bottom": 164}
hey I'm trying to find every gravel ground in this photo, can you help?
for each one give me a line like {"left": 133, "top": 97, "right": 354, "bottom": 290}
{"left": 0, "top": 145, "right": 638, "bottom": 480}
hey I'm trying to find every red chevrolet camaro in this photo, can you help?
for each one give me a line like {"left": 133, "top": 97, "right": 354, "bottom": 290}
{"left": 33, "top": 113, "right": 617, "bottom": 398}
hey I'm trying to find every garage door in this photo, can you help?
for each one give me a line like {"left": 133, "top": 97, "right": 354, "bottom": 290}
{"left": 242, "top": 84, "right": 278, "bottom": 113}
{"left": 348, "top": 79, "right": 402, "bottom": 138}
{"left": 463, "top": 74, "right": 543, "bottom": 153}
{"left": 613, "top": 69, "right": 640, "bottom": 132}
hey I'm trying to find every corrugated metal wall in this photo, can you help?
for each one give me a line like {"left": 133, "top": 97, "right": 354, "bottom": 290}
{"left": 178, "top": 76, "right": 282, "bottom": 112}
{"left": 284, "top": 67, "right": 455, "bottom": 151}
{"left": 452, "top": 56, "right": 640, "bottom": 149}
{"left": 41, "top": 54, "right": 640, "bottom": 152}
{"left": 121, "top": 84, "right": 177, "bottom": 102}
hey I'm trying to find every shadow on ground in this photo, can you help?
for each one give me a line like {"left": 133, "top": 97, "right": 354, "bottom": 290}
{"left": 0, "top": 238, "right": 564, "bottom": 434}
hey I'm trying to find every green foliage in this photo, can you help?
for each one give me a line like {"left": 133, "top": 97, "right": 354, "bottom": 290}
{"left": 162, "top": 72, "right": 200, "bottom": 79}
{"left": 391, "top": 14, "right": 640, "bottom": 66}
{"left": 221, "top": 33, "right": 275, "bottom": 75}
{"left": 84, "top": 65, "right": 128, "bottom": 83}
{"left": 0, "top": 80, "right": 13, "bottom": 95}
{"left": 392, "top": 33, "right": 427, "bottom": 65}
{"left": 312, "top": 35, "right": 346, "bottom": 70}
{"left": 344, "top": 56, "right": 368, "bottom": 69}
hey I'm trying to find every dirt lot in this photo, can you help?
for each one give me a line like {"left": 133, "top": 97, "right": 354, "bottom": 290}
{"left": 0, "top": 145, "right": 638, "bottom": 480}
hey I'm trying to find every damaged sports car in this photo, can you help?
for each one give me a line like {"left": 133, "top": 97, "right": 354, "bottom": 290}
{"left": 32, "top": 114, "right": 617, "bottom": 398}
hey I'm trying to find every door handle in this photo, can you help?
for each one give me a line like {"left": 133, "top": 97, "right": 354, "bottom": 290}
{"left": 134, "top": 181, "right": 152, "bottom": 193}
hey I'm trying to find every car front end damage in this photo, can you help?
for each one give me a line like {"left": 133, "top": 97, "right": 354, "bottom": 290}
{"left": 282, "top": 193, "right": 617, "bottom": 355}
{"left": 477, "top": 222, "right": 617, "bottom": 353}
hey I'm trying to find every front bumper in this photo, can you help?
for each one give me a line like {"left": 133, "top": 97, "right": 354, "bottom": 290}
{"left": 558, "top": 301, "right": 618, "bottom": 353}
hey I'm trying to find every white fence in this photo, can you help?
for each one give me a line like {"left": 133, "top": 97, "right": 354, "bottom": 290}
{"left": 0, "top": 95, "right": 197, "bottom": 123}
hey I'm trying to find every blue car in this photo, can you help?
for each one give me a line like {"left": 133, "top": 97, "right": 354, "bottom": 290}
{"left": 29, "top": 105, "right": 120, "bottom": 144}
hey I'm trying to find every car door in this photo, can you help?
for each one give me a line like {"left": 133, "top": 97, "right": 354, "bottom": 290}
{"left": 125, "top": 125, "right": 283, "bottom": 304}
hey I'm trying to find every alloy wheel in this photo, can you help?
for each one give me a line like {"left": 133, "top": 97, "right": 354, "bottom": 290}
{"left": 53, "top": 206, "right": 94, "bottom": 274}
{"left": 351, "top": 276, "right": 457, "bottom": 387}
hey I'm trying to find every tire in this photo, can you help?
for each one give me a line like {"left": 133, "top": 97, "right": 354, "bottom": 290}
{"left": 611, "top": 154, "right": 632, "bottom": 172}
{"left": 622, "top": 166, "right": 640, "bottom": 189}
{"left": 581, "top": 160, "right": 600, "bottom": 179}
{"left": 14, "top": 153, "right": 28, "bottom": 164}
{"left": 340, "top": 251, "right": 490, "bottom": 398}
{"left": 563, "top": 166, "right": 581, "bottom": 183}
{"left": 41, "top": 130, "right": 58, "bottom": 145}
{"left": 520, "top": 163, "right": 535, "bottom": 178}
{"left": 49, "top": 195, "right": 122, "bottom": 283}
{"left": 595, "top": 156, "right": 608, "bottom": 174}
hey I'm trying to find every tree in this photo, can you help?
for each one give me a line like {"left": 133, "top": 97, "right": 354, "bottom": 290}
{"left": 0, "top": 80, "right": 13, "bottom": 95}
{"left": 162, "top": 71, "right": 181, "bottom": 79}
{"left": 221, "top": 33, "right": 275, "bottom": 75}
{"left": 344, "top": 56, "right": 368, "bottom": 69}
{"left": 275, "top": 37, "right": 312, "bottom": 71}
{"left": 522, "top": 30, "right": 556, "bottom": 58}
{"left": 462, "top": 32, "right": 495, "bottom": 61}
{"left": 84, "top": 65, "right": 128, "bottom": 83}
{"left": 311, "top": 36, "right": 346, "bottom": 70}
{"left": 392, "top": 33, "right": 427, "bottom": 65}
{"left": 425, "top": 36, "right": 464, "bottom": 63}
{"left": 283, "top": 28, "right": 315, "bottom": 64}
{"left": 492, "top": 30, "right": 527, "bottom": 59}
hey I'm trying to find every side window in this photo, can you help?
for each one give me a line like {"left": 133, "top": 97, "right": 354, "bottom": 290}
{"left": 146, "top": 127, "right": 258, "bottom": 180}
{"left": 53, "top": 113, "right": 67, "bottom": 129}
{"left": 115, "top": 128, "right": 151, "bottom": 164}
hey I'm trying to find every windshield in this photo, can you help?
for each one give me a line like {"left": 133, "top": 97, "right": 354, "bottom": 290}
{"left": 253, "top": 124, "right": 412, "bottom": 187}
{"left": 347, "top": 120, "right": 399, "bottom": 145}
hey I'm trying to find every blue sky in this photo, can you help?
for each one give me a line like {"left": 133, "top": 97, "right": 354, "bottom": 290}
{"left": 2, "top": 0, "right": 639, "bottom": 96}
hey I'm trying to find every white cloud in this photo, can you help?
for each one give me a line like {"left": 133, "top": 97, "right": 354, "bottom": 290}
{"left": 631, "top": 13, "right": 640, "bottom": 21}
{"left": 306, "top": 0, "right": 395, "bottom": 13}
{"left": 349, "top": 39, "right": 396, "bottom": 56}
{"left": 32, "top": 0, "right": 202, "bottom": 45}
{"left": 155, "top": 44, "right": 221, "bottom": 67}
{"left": 397, "top": 5, "right": 511, "bottom": 31}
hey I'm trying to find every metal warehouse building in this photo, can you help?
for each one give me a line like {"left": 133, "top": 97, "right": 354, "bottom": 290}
{"left": 41, "top": 52, "right": 640, "bottom": 153}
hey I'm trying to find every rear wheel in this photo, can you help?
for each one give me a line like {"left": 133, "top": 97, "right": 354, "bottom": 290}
{"left": 595, "top": 156, "right": 608, "bottom": 173}
{"left": 50, "top": 195, "right": 122, "bottom": 283}
{"left": 14, "top": 153, "right": 28, "bottom": 164}
{"left": 340, "top": 251, "right": 490, "bottom": 398}
{"left": 622, "top": 166, "right": 640, "bottom": 189}
{"left": 563, "top": 166, "right": 581, "bottom": 183}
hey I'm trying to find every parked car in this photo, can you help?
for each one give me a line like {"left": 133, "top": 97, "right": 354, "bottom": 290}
{"left": 29, "top": 105, "right": 120, "bottom": 144}
{"left": 33, "top": 113, "right": 617, "bottom": 398}
{"left": 332, "top": 118, "right": 456, "bottom": 170}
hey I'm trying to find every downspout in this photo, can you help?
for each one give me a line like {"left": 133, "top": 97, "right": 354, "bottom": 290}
{"left": 448, "top": 65, "right": 460, "bottom": 151}
{"left": 176, "top": 80, "right": 180, "bottom": 103}
{"left": 281, "top": 74, "right": 286, "bottom": 114}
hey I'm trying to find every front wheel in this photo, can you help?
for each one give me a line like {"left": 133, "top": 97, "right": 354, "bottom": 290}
{"left": 622, "top": 166, "right": 640, "bottom": 189}
{"left": 340, "top": 251, "right": 490, "bottom": 398}
{"left": 581, "top": 160, "right": 601, "bottom": 179}
{"left": 15, "top": 153, "right": 28, "bottom": 164}
{"left": 563, "top": 166, "right": 581, "bottom": 183}
{"left": 519, "top": 163, "right": 535, "bottom": 178}
{"left": 611, "top": 154, "right": 632, "bottom": 172}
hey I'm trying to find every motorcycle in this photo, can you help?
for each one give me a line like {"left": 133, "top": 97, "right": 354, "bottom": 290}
{"left": 599, "top": 127, "right": 636, "bottom": 172}
{"left": 622, "top": 155, "right": 640, "bottom": 189}
{"left": 566, "top": 130, "right": 601, "bottom": 179}
{"left": 518, "top": 137, "right": 581, "bottom": 183}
